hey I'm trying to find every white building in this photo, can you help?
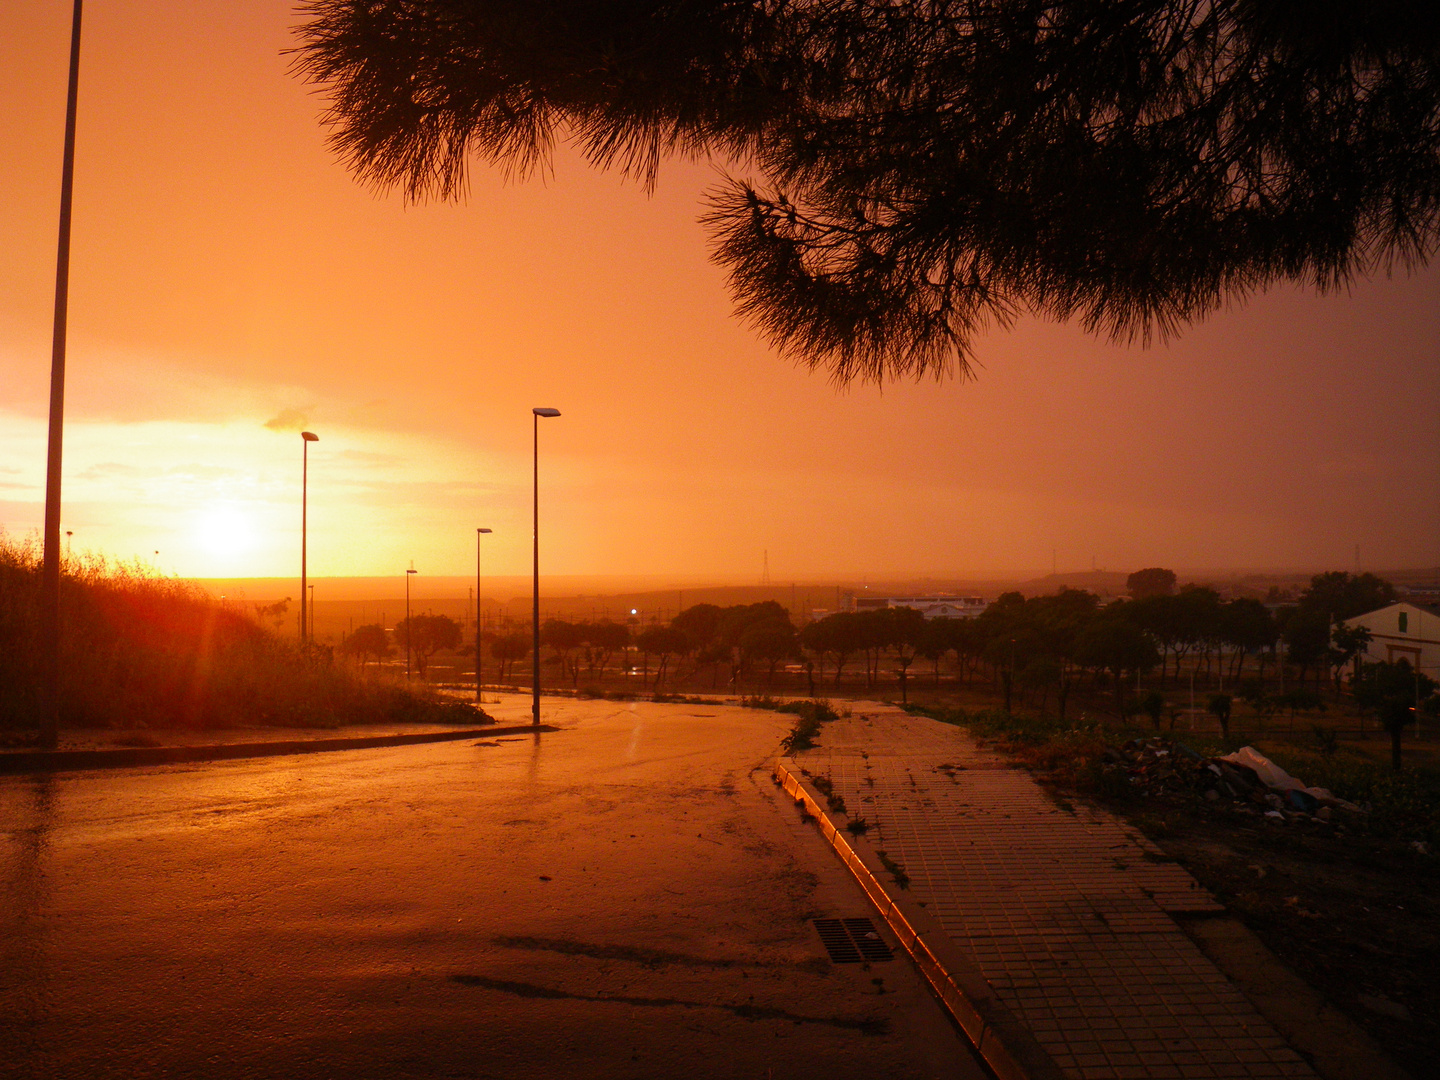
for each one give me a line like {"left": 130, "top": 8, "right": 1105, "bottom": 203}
{"left": 1345, "top": 602, "right": 1440, "bottom": 680}
{"left": 852, "top": 595, "right": 988, "bottom": 620}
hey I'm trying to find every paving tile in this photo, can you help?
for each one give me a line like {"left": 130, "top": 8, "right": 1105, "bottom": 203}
{"left": 796, "top": 706, "right": 1319, "bottom": 1080}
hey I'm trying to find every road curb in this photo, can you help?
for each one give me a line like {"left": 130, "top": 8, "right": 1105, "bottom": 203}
{"left": 0, "top": 724, "right": 559, "bottom": 775}
{"left": 776, "top": 756, "right": 1064, "bottom": 1080}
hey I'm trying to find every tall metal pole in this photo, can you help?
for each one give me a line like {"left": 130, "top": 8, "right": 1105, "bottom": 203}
{"left": 299, "top": 431, "right": 318, "bottom": 646}
{"left": 530, "top": 409, "right": 560, "bottom": 725}
{"left": 532, "top": 412, "right": 540, "bottom": 725}
{"left": 476, "top": 527, "right": 491, "bottom": 703}
{"left": 301, "top": 438, "right": 308, "bottom": 644}
{"left": 39, "top": 0, "right": 84, "bottom": 750}
{"left": 405, "top": 567, "right": 416, "bottom": 679}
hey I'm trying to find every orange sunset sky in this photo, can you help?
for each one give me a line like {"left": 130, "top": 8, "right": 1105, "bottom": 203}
{"left": 3, "top": 1, "right": 1439, "bottom": 585}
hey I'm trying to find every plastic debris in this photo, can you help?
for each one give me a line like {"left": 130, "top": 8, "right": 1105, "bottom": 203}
{"left": 1097, "top": 737, "right": 1366, "bottom": 825}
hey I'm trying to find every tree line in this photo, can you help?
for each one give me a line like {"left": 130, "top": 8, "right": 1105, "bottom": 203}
{"left": 335, "top": 569, "right": 1435, "bottom": 765}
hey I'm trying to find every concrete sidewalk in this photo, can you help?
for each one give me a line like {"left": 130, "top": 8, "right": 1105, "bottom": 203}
{"left": 778, "top": 705, "right": 1318, "bottom": 1080}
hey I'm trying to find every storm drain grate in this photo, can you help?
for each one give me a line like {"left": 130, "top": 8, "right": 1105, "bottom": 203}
{"left": 813, "top": 918, "right": 894, "bottom": 963}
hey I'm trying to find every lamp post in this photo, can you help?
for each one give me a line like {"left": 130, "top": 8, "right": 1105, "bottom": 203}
{"left": 476, "top": 527, "right": 492, "bottom": 703}
{"left": 300, "top": 431, "right": 318, "bottom": 645}
{"left": 38, "top": 0, "right": 84, "bottom": 750}
{"left": 531, "top": 407, "right": 561, "bottom": 725}
{"left": 405, "top": 566, "right": 417, "bottom": 680}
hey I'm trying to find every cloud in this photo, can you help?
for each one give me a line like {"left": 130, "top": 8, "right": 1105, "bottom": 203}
{"left": 263, "top": 408, "right": 311, "bottom": 432}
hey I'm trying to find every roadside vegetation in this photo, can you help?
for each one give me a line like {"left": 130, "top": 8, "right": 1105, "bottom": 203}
{"left": 0, "top": 533, "right": 485, "bottom": 741}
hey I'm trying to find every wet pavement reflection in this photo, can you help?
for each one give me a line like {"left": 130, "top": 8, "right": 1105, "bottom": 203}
{"left": 0, "top": 696, "right": 981, "bottom": 1079}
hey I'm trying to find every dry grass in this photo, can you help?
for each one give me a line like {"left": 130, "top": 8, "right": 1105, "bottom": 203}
{"left": 0, "top": 532, "right": 478, "bottom": 734}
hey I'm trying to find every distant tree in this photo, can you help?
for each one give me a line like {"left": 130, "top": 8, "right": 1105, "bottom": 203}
{"left": 799, "top": 611, "right": 863, "bottom": 687}
{"left": 1350, "top": 659, "right": 1436, "bottom": 770}
{"left": 882, "top": 607, "right": 928, "bottom": 704}
{"left": 1076, "top": 613, "right": 1160, "bottom": 714}
{"left": 713, "top": 602, "right": 793, "bottom": 684}
{"left": 1299, "top": 572, "right": 1398, "bottom": 622}
{"left": 340, "top": 623, "right": 392, "bottom": 668}
{"left": 1221, "top": 597, "right": 1276, "bottom": 684}
{"left": 914, "top": 617, "right": 955, "bottom": 688}
{"left": 1127, "top": 568, "right": 1177, "bottom": 600}
{"left": 671, "top": 603, "right": 724, "bottom": 654}
{"left": 1141, "top": 690, "right": 1166, "bottom": 731}
{"left": 395, "top": 614, "right": 461, "bottom": 678}
{"left": 1278, "top": 609, "right": 1331, "bottom": 690}
{"left": 490, "top": 632, "right": 530, "bottom": 682}
{"left": 253, "top": 597, "right": 292, "bottom": 632}
{"left": 1328, "top": 622, "right": 1373, "bottom": 693}
{"left": 636, "top": 624, "right": 686, "bottom": 688}
{"left": 541, "top": 619, "right": 585, "bottom": 685}
{"left": 1028, "top": 588, "right": 1101, "bottom": 720}
{"left": 580, "top": 620, "right": 629, "bottom": 678}
{"left": 740, "top": 619, "right": 800, "bottom": 684}
{"left": 1206, "top": 693, "right": 1233, "bottom": 741}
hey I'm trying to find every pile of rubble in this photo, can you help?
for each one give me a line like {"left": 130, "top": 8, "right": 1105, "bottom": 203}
{"left": 1098, "top": 738, "right": 1365, "bottom": 825}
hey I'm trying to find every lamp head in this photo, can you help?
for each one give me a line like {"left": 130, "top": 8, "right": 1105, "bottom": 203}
{"left": 478, "top": 528, "right": 493, "bottom": 534}
{"left": 406, "top": 569, "right": 417, "bottom": 575}
{"left": 532, "top": 407, "right": 561, "bottom": 418}
{"left": 301, "top": 431, "right": 319, "bottom": 442}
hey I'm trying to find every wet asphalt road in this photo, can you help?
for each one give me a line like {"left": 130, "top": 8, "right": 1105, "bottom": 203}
{"left": 1, "top": 696, "right": 984, "bottom": 1079}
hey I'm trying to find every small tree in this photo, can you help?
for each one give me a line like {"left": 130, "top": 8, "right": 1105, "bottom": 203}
{"left": 1206, "top": 693, "right": 1233, "bottom": 741}
{"left": 1351, "top": 659, "right": 1437, "bottom": 770}
{"left": 1329, "top": 623, "right": 1372, "bottom": 693}
{"left": 490, "top": 632, "right": 529, "bottom": 682}
{"left": 636, "top": 625, "right": 686, "bottom": 688}
{"left": 340, "top": 623, "right": 392, "bottom": 668}
{"left": 253, "top": 597, "right": 292, "bottom": 632}
{"left": 396, "top": 614, "right": 461, "bottom": 679}
{"left": 1141, "top": 690, "right": 1166, "bottom": 730}
{"left": 541, "top": 619, "right": 584, "bottom": 685}
{"left": 885, "top": 607, "right": 927, "bottom": 704}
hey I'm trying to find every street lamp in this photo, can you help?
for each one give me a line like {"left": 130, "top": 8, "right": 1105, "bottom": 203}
{"left": 38, "top": 0, "right": 84, "bottom": 750}
{"left": 300, "top": 430, "right": 319, "bottom": 645}
{"left": 405, "top": 566, "right": 417, "bottom": 680}
{"left": 475, "top": 527, "right": 492, "bottom": 703}
{"left": 532, "top": 407, "right": 561, "bottom": 725}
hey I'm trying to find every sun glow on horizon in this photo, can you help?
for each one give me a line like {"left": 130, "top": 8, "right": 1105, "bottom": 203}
{"left": 194, "top": 505, "right": 256, "bottom": 561}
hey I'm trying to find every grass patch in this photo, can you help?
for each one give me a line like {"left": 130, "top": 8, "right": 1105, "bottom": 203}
{"left": 0, "top": 532, "right": 486, "bottom": 734}
{"left": 777, "top": 700, "right": 841, "bottom": 754}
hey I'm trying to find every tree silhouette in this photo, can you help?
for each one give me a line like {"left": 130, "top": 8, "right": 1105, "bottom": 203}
{"left": 294, "top": 1, "right": 1440, "bottom": 381}
{"left": 340, "top": 623, "right": 392, "bottom": 668}
{"left": 1298, "top": 571, "right": 1398, "bottom": 621}
{"left": 1351, "top": 659, "right": 1437, "bottom": 770}
{"left": 1126, "top": 568, "right": 1177, "bottom": 600}
{"left": 490, "top": 631, "right": 530, "bottom": 682}
{"left": 396, "top": 613, "right": 461, "bottom": 678}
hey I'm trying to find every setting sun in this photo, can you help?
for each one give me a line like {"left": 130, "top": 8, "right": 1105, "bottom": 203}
{"left": 194, "top": 505, "right": 255, "bottom": 561}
